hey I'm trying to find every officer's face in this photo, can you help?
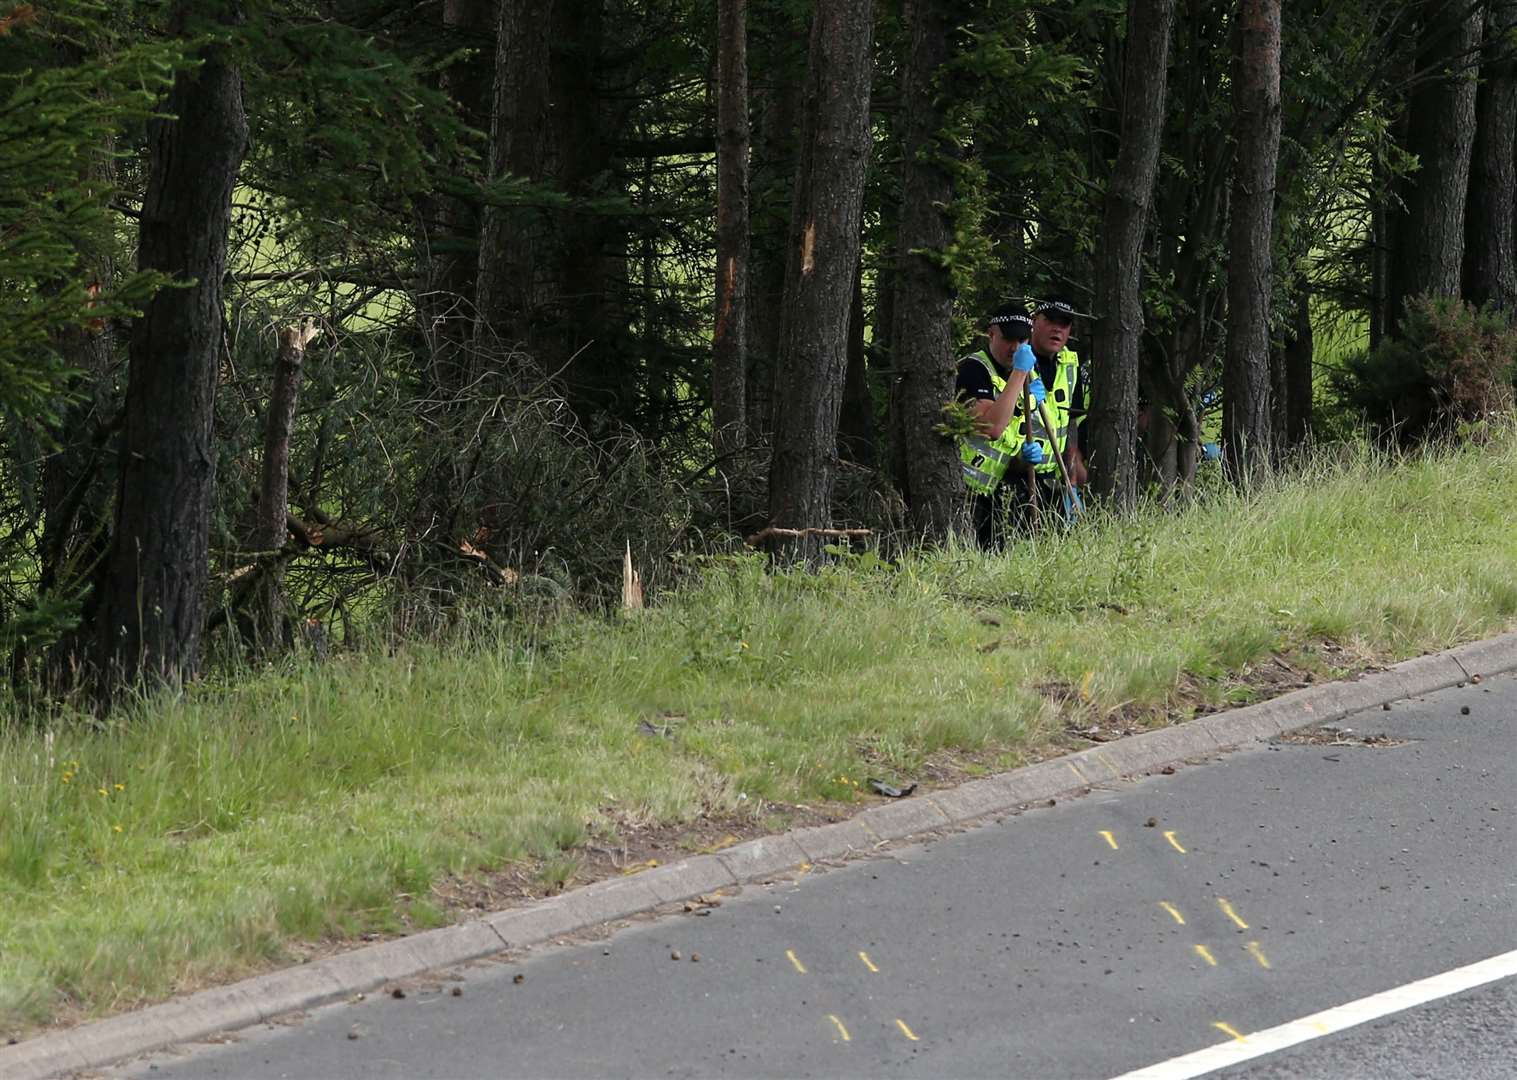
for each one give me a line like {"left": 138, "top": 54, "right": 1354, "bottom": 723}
{"left": 987, "top": 324, "right": 1018, "bottom": 362}
{"left": 1031, "top": 313, "right": 1073, "bottom": 356}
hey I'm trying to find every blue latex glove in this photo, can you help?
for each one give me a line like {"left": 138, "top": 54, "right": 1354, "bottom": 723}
{"left": 1021, "top": 441, "right": 1044, "bottom": 465}
{"left": 1027, "top": 374, "right": 1048, "bottom": 405}
{"left": 1011, "top": 342, "right": 1036, "bottom": 373}
{"left": 1201, "top": 442, "right": 1221, "bottom": 461}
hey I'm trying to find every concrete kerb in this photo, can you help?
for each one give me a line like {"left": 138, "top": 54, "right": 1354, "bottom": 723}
{"left": 6, "top": 632, "right": 1517, "bottom": 1080}
{"left": 715, "top": 834, "right": 809, "bottom": 881}
{"left": 1449, "top": 631, "right": 1517, "bottom": 679}
{"left": 789, "top": 817, "right": 880, "bottom": 862}
{"left": 858, "top": 796, "right": 950, "bottom": 840}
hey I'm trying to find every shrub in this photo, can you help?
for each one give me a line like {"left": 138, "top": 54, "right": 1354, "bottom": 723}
{"left": 1331, "top": 296, "right": 1517, "bottom": 445}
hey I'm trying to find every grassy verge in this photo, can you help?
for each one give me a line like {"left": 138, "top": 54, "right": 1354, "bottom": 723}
{"left": 4, "top": 436, "right": 1517, "bottom": 1033}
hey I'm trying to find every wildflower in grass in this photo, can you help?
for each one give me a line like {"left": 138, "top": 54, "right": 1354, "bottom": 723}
{"left": 114, "top": 783, "right": 125, "bottom": 791}
{"left": 113, "top": 825, "right": 123, "bottom": 833}
{"left": 98, "top": 788, "right": 108, "bottom": 797}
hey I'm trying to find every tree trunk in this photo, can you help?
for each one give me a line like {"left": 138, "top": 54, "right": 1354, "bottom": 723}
{"left": 765, "top": 0, "right": 875, "bottom": 560}
{"left": 889, "top": 0, "right": 967, "bottom": 540}
{"left": 476, "top": 0, "right": 556, "bottom": 355}
{"left": 245, "top": 323, "right": 317, "bottom": 650}
{"left": 417, "top": 0, "right": 497, "bottom": 395}
{"left": 1222, "top": 0, "right": 1281, "bottom": 485}
{"left": 551, "top": 0, "right": 618, "bottom": 423}
{"left": 95, "top": 3, "right": 247, "bottom": 699}
{"left": 1463, "top": 0, "right": 1517, "bottom": 316}
{"left": 1087, "top": 0, "right": 1175, "bottom": 508}
{"left": 838, "top": 265, "right": 875, "bottom": 466}
{"left": 714, "top": 0, "right": 751, "bottom": 458}
{"left": 743, "top": 3, "right": 813, "bottom": 442}
{"left": 1284, "top": 287, "right": 1314, "bottom": 447}
{"left": 1387, "top": 0, "right": 1482, "bottom": 335}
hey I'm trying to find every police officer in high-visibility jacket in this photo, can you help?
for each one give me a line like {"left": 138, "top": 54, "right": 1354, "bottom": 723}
{"left": 1022, "top": 296, "right": 1092, "bottom": 504}
{"left": 955, "top": 304, "right": 1048, "bottom": 548}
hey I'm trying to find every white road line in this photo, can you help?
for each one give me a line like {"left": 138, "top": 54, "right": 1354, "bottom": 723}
{"left": 1108, "top": 948, "right": 1517, "bottom": 1080}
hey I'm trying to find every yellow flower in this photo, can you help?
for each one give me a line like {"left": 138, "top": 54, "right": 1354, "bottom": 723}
{"left": 61, "top": 776, "right": 71, "bottom": 784}
{"left": 98, "top": 788, "right": 108, "bottom": 796}
{"left": 113, "top": 824, "right": 123, "bottom": 833}
{"left": 114, "top": 783, "right": 125, "bottom": 791}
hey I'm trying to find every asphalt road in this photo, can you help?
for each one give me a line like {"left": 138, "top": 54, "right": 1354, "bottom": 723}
{"left": 113, "top": 674, "right": 1517, "bottom": 1080}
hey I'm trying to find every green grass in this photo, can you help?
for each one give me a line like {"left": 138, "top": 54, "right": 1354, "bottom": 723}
{"left": 4, "top": 434, "right": 1517, "bottom": 1032}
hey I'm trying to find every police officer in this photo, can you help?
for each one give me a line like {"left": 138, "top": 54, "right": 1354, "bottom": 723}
{"left": 1020, "top": 296, "right": 1092, "bottom": 511}
{"left": 956, "top": 303, "right": 1048, "bottom": 548}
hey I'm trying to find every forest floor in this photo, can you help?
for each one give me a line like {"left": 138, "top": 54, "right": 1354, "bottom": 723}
{"left": 4, "top": 434, "right": 1517, "bottom": 1037}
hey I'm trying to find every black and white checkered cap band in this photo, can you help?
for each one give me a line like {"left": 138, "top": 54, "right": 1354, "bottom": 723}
{"left": 989, "top": 313, "right": 1033, "bottom": 328}
{"left": 1031, "top": 299, "right": 1093, "bottom": 319}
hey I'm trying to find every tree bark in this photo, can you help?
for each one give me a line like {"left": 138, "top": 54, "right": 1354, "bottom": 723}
{"left": 765, "top": 0, "right": 875, "bottom": 561}
{"left": 95, "top": 2, "right": 247, "bottom": 699}
{"left": 1087, "top": 0, "right": 1175, "bottom": 508}
{"left": 745, "top": 3, "right": 809, "bottom": 445}
{"left": 1387, "top": 0, "right": 1482, "bottom": 336}
{"left": 714, "top": 0, "right": 751, "bottom": 457}
{"left": 889, "top": 0, "right": 968, "bottom": 540}
{"left": 476, "top": 0, "right": 556, "bottom": 355}
{"left": 1463, "top": 0, "right": 1517, "bottom": 316}
{"left": 416, "top": 0, "right": 497, "bottom": 396}
{"left": 838, "top": 265, "right": 875, "bottom": 466}
{"left": 245, "top": 323, "right": 318, "bottom": 649}
{"left": 1222, "top": 0, "right": 1282, "bottom": 485}
{"left": 550, "top": 0, "right": 619, "bottom": 423}
{"left": 1284, "top": 287, "right": 1314, "bottom": 447}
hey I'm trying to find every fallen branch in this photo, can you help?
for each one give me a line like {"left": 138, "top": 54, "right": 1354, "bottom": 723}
{"left": 745, "top": 526, "right": 873, "bottom": 547}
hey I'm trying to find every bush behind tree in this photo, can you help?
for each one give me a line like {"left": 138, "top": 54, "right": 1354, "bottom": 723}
{"left": 1331, "top": 296, "right": 1517, "bottom": 444}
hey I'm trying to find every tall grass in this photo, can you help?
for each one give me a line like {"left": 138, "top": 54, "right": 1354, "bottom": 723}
{"left": 3, "top": 434, "right": 1515, "bottom": 1031}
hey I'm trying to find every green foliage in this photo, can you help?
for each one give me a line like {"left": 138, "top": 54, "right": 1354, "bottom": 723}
{"left": 1331, "top": 297, "right": 1517, "bottom": 444}
{"left": 934, "top": 397, "right": 982, "bottom": 440}
{"left": 0, "top": 4, "right": 181, "bottom": 425}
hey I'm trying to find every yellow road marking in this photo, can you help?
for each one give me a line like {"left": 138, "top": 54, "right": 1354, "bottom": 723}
{"left": 1217, "top": 897, "right": 1249, "bottom": 930}
{"left": 1247, "top": 941, "right": 1272, "bottom": 969}
{"left": 1212, "top": 1021, "right": 1247, "bottom": 1043}
{"left": 1194, "top": 944, "right": 1218, "bottom": 967}
{"left": 1100, "top": 830, "right": 1119, "bottom": 850}
{"left": 895, "top": 1019, "right": 920, "bottom": 1042}
{"left": 858, "top": 951, "right": 879, "bottom": 973}
{"left": 1159, "top": 901, "right": 1186, "bottom": 925}
{"left": 827, "top": 1014, "right": 851, "bottom": 1042}
{"left": 1068, "top": 761, "right": 1087, "bottom": 783}
{"left": 786, "top": 949, "right": 807, "bottom": 974}
{"left": 1163, "top": 830, "right": 1186, "bottom": 853}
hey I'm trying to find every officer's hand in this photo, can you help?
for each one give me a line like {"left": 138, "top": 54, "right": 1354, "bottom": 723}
{"left": 1012, "top": 342, "right": 1036, "bottom": 373}
{"left": 1021, "top": 442, "right": 1044, "bottom": 465}
{"left": 1028, "top": 375, "right": 1048, "bottom": 405}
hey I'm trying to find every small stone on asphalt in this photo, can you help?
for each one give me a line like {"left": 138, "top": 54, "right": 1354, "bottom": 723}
{"left": 513, "top": 973, "right": 524, "bottom": 985}
{"left": 671, "top": 950, "right": 682, "bottom": 960}
{"left": 1461, "top": 705, "right": 1471, "bottom": 714}
{"left": 390, "top": 987, "right": 406, "bottom": 999}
